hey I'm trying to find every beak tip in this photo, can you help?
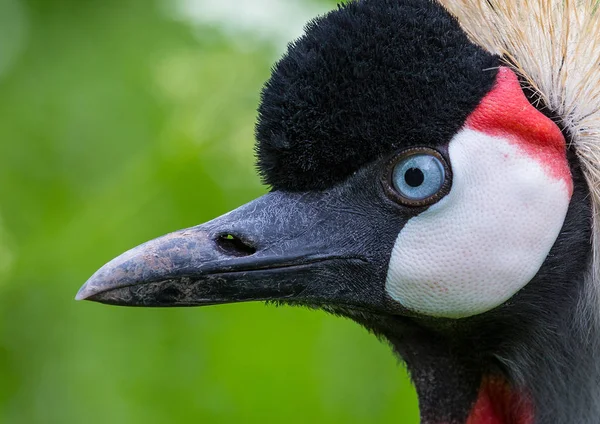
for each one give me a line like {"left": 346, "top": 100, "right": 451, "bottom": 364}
{"left": 75, "top": 283, "right": 94, "bottom": 301}
{"left": 75, "top": 275, "right": 106, "bottom": 301}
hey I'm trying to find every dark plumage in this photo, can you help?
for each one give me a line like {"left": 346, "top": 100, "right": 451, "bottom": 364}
{"left": 256, "top": 0, "right": 498, "bottom": 190}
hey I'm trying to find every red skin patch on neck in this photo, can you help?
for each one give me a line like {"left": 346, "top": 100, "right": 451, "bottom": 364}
{"left": 466, "top": 376, "right": 534, "bottom": 424}
{"left": 465, "top": 67, "right": 572, "bottom": 195}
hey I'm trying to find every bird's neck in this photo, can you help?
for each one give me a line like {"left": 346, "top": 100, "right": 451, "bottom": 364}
{"left": 382, "top": 293, "right": 600, "bottom": 424}
{"left": 387, "top": 330, "right": 540, "bottom": 424}
{"left": 384, "top": 324, "right": 486, "bottom": 424}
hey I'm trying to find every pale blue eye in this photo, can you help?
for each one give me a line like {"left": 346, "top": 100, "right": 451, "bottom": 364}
{"left": 392, "top": 154, "right": 445, "bottom": 200}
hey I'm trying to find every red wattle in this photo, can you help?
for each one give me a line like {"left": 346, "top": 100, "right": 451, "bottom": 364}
{"left": 466, "top": 376, "right": 534, "bottom": 424}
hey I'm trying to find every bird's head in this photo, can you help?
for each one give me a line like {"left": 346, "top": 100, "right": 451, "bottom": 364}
{"left": 77, "top": 1, "right": 600, "bottom": 423}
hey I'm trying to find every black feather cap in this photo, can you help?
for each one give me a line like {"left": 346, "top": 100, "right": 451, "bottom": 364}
{"left": 255, "top": 0, "right": 499, "bottom": 191}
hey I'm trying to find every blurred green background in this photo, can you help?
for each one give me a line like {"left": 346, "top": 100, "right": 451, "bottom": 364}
{"left": 0, "top": 0, "right": 419, "bottom": 422}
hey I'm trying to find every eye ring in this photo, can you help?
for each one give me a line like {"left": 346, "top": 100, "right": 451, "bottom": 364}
{"left": 382, "top": 147, "right": 452, "bottom": 207}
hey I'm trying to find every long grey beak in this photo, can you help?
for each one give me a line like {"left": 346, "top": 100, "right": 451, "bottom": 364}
{"left": 76, "top": 189, "right": 380, "bottom": 309}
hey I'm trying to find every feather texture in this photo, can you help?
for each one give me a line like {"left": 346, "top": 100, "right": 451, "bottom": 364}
{"left": 437, "top": 3, "right": 600, "bottom": 421}
{"left": 440, "top": 0, "right": 600, "bottom": 298}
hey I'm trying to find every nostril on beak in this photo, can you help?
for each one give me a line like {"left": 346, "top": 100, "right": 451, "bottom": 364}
{"left": 214, "top": 234, "right": 257, "bottom": 257}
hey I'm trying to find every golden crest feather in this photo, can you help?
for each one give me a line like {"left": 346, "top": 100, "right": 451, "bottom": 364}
{"left": 440, "top": 0, "right": 600, "bottom": 285}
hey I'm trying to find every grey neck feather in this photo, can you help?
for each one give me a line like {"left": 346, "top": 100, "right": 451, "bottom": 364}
{"left": 497, "top": 279, "right": 600, "bottom": 424}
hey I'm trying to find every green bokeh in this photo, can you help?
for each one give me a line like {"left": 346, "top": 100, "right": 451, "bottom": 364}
{"left": 0, "top": 0, "right": 419, "bottom": 422}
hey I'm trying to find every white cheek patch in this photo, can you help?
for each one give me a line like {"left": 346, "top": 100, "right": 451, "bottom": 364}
{"left": 385, "top": 129, "right": 572, "bottom": 318}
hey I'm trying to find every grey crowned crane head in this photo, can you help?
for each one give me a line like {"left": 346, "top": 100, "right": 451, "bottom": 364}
{"left": 77, "top": 0, "right": 600, "bottom": 423}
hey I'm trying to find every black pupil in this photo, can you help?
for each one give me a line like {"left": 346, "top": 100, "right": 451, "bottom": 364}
{"left": 405, "top": 167, "right": 425, "bottom": 187}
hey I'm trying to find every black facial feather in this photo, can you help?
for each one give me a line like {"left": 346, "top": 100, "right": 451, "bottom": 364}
{"left": 255, "top": 0, "right": 500, "bottom": 191}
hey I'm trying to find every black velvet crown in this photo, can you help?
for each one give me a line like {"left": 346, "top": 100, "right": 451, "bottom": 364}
{"left": 255, "top": 0, "right": 499, "bottom": 191}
